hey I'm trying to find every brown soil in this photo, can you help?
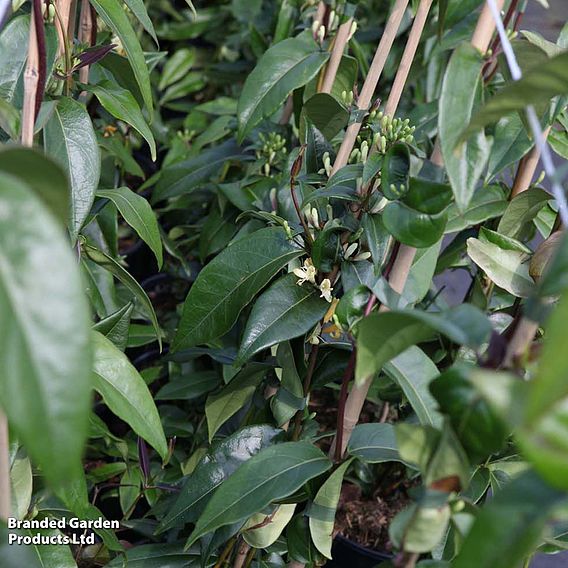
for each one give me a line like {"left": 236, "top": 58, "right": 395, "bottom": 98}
{"left": 334, "top": 480, "right": 412, "bottom": 552}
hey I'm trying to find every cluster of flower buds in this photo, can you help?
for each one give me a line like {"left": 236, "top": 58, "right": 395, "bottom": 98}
{"left": 256, "top": 132, "right": 287, "bottom": 176}
{"left": 340, "top": 90, "right": 355, "bottom": 106}
{"left": 369, "top": 113, "right": 416, "bottom": 152}
{"left": 311, "top": 19, "right": 326, "bottom": 44}
{"left": 319, "top": 152, "right": 333, "bottom": 177}
{"left": 343, "top": 242, "right": 371, "bottom": 262}
{"left": 348, "top": 139, "right": 370, "bottom": 164}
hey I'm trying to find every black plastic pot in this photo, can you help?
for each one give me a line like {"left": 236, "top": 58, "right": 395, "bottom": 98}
{"left": 326, "top": 536, "right": 392, "bottom": 568}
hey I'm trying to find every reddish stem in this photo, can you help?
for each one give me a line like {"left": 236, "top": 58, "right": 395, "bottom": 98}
{"left": 33, "top": 0, "right": 47, "bottom": 120}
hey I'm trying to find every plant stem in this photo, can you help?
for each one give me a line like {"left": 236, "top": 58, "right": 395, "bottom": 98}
{"left": 55, "top": 0, "right": 73, "bottom": 57}
{"left": 21, "top": 0, "right": 42, "bottom": 147}
{"left": 320, "top": 17, "right": 354, "bottom": 94}
{"left": 331, "top": 0, "right": 410, "bottom": 175}
{"left": 0, "top": 410, "right": 10, "bottom": 522}
{"left": 215, "top": 538, "right": 236, "bottom": 568}
{"left": 233, "top": 542, "right": 251, "bottom": 568}
{"left": 384, "top": 0, "right": 433, "bottom": 117}
{"left": 511, "top": 126, "right": 551, "bottom": 198}
{"left": 503, "top": 316, "right": 538, "bottom": 368}
{"left": 79, "top": 0, "right": 94, "bottom": 84}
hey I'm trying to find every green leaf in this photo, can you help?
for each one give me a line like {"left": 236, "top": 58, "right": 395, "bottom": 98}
{"left": 381, "top": 143, "right": 410, "bottom": 199}
{"left": 0, "top": 173, "right": 91, "bottom": 489}
{"left": 303, "top": 93, "right": 349, "bottom": 141}
{"left": 97, "top": 187, "right": 163, "bottom": 268}
{"left": 355, "top": 306, "right": 492, "bottom": 383}
{"left": 44, "top": 97, "right": 100, "bottom": 241}
{"left": 185, "top": 442, "right": 331, "bottom": 547}
{"left": 347, "top": 424, "right": 405, "bottom": 464}
{"left": 10, "top": 454, "right": 32, "bottom": 520}
{"left": 173, "top": 228, "right": 302, "bottom": 351}
{"left": 439, "top": 42, "right": 490, "bottom": 211}
{"left": 382, "top": 201, "right": 447, "bottom": 248}
{"left": 517, "top": 293, "right": 568, "bottom": 489}
{"left": 153, "top": 140, "right": 246, "bottom": 202}
{"left": 90, "top": 0, "right": 153, "bottom": 114}
{"left": 83, "top": 244, "right": 161, "bottom": 347}
{"left": 92, "top": 331, "right": 168, "bottom": 460}
{"left": 271, "top": 341, "right": 305, "bottom": 426}
{"left": 244, "top": 504, "right": 297, "bottom": 548}
{"left": 384, "top": 347, "right": 443, "bottom": 427}
{"left": 445, "top": 185, "right": 507, "bottom": 233}
{"left": 430, "top": 367, "right": 509, "bottom": 462}
{"left": 158, "top": 425, "right": 281, "bottom": 533}
{"left": 106, "top": 543, "right": 199, "bottom": 567}
{"left": 0, "top": 16, "right": 28, "bottom": 104}
{"left": 309, "top": 458, "right": 353, "bottom": 559}
{"left": 402, "top": 178, "right": 453, "bottom": 215}
{"left": 93, "top": 302, "right": 134, "bottom": 351}
{"left": 462, "top": 51, "right": 568, "bottom": 137}
{"left": 0, "top": 148, "right": 69, "bottom": 226}
{"left": 453, "top": 471, "right": 563, "bottom": 568}
{"left": 159, "top": 48, "right": 195, "bottom": 90}
{"left": 237, "top": 274, "right": 328, "bottom": 364}
{"left": 205, "top": 366, "right": 267, "bottom": 441}
{"left": 497, "top": 187, "right": 551, "bottom": 238}
{"left": 0, "top": 97, "right": 19, "bottom": 139}
{"left": 156, "top": 371, "right": 221, "bottom": 401}
{"left": 237, "top": 31, "right": 329, "bottom": 142}
{"left": 466, "top": 238, "right": 535, "bottom": 297}
{"left": 84, "top": 81, "right": 156, "bottom": 160}
{"left": 25, "top": 529, "right": 77, "bottom": 567}
{"left": 123, "top": 0, "right": 158, "bottom": 44}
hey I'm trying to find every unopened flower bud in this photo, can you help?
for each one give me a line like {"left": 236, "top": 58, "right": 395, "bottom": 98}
{"left": 317, "top": 25, "right": 326, "bottom": 43}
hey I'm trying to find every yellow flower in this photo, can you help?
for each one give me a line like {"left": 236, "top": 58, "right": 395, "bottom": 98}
{"left": 323, "top": 298, "right": 339, "bottom": 323}
{"left": 293, "top": 258, "right": 316, "bottom": 286}
{"left": 319, "top": 278, "right": 333, "bottom": 303}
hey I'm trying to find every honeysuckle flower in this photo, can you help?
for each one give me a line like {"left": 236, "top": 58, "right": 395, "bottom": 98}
{"left": 343, "top": 242, "right": 358, "bottom": 260}
{"left": 293, "top": 258, "right": 316, "bottom": 286}
{"left": 319, "top": 278, "right": 333, "bottom": 302}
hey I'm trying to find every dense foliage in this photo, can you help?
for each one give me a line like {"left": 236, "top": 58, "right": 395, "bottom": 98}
{"left": 2, "top": 0, "right": 568, "bottom": 567}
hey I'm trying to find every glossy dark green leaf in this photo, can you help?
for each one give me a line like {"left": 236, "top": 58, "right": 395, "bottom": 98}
{"left": 383, "top": 202, "right": 447, "bottom": 248}
{"left": 445, "top": 185, "right": 507, "bottom": 233}
{"left": 158, "top": 48, "right": 195, "bottom": 90}
{"left": 0, "top": 148, "right": 69, "bottom": 226}
{"left": 92, "top": 331, "right": 168, "bottom": 460}
{"left": 0, "top": 173, "right": 91, "bottom": 489}
{"left": 402, "top": 178, "right": 453, "bottom": 215}
{"left": 153, "top": 140, "right": 246, "bottom": 202}
{"left": 237, "top": 274, "right": 328, "bottom": 364}
{"left": 453, "top": 471, "right": 563, "bottom": 568}
{"left": 463, "top": 51, "right": 568, "bottom": 137}
{"left": 271, "top": 341, "right": 305, "bottom": 426}
{"left": 311, "top": 226, "right": 341, "bottom": 272}
{"left": 0, "top": 16, "right": 28, "bottom": 104}
{"left": 186, "top": 442, "right": 331, "bottom": 547}
{"left": 497, "top": 187, "right": 551, "bottom": 238}
{"left": 237, "top": 31, "right": 329, "bottom": 142}
{"left": 97, "top": 186, "right": 163, "bottom": 268}
{"left": 381, "top": 143, "right": 410, "bottom": 199}
{"left": 430, "top": 367, "right": 509, "bottom": 462}
{"left": 384, "top": 347, "right": 443, "bottom": 427}
{"left": 205, "top": 367, "right": 267, "bottom": 440}
{"left": 106, "top": 543, "right": 199, "bottom": 567}
{"left": 173, "top": 228, "right": 302, "bottom": 351}
{"left": 93, "top": 302, "right": 134, "bottom": 351}
{"left": 348, "top": 424, "right": 405, "bottom": 464}
{"left": 156, "top": 371, "right": 221, "bottom": 401}
{"left": 362, "top": 213, "right": 391, "bottom": 271}
{"left": 90, "top": 0, "right": 153, "bottom": 113}
{"left": 303, "top": 93, "right": 349, "bottom": 140}
{"left": 158, "top": 425, "right": 280, "bottom": 532}
{"left": 355, "top": 306, "right": 492, "bottom": 383}
{"left": 84, "top": 81, "right": 156, "bottom": 160}
{"left": 439, "top": 42, "right": 490, "bottom": 211}
{"left": 336, "top": 285, "right": 370, "bottom": 330}
{"left": 83, "top": 244, "right": 161, "bottom": 347}
{"left": 44, "top": 97, "right": 100, "bottom": 241}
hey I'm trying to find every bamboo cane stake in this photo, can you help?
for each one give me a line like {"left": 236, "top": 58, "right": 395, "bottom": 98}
{"left": 320, "top": 18, "right": 354, "bottom": 94}
{"left": 511, "top": 126, "right": 552, "bottom": 198}
{"left": 384, "top": 0, "right": 433, "bottom": 117}
{"left": 333, "top": 0, "right": 505, "bottom": 458}
{"left": 55, "top": 0, "right": 73, "bottom": 58}
{"left": 0, "top": 410, "right": 10, "bottom": 522}
{"left": 21, "top": 5, "right": 40, "bottom": 147}
{"left": 79, "top": 0, "right": 93, "bottom": 84}
{"left": 331, "top": 0, "right": 410, "bottom": 176}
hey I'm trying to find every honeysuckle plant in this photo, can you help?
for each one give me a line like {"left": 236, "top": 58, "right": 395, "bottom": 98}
{"left": 3, "top": 1, "right": 568, "bottom": 568}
